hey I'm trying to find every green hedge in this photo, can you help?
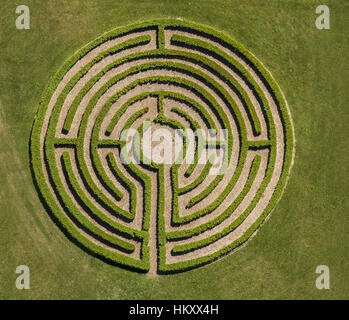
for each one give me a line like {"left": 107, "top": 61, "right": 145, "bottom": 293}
{"left": 30, "top": 19, "right": 294, "bottom": 273}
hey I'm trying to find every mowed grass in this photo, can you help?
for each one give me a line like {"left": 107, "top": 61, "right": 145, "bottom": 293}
{"left": 0, "top": 0, "right": 348, "bottom": 299}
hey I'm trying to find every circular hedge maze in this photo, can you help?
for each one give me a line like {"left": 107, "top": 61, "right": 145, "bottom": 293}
{"left": 30, "top": 19, "right": 294, "bottom": 274}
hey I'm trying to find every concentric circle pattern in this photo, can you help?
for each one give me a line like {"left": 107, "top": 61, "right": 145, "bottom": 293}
{"left": 30, "top": 19, "right": 295, "bottom": 274}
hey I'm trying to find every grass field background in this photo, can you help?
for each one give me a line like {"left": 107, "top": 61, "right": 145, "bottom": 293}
{"left": 0, "top": 0, "right": 348, "bottom": 299}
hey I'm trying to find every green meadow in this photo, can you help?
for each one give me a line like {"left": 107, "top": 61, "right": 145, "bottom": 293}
{"left": 0, "top": 0, "right": 348, "bottom": 299}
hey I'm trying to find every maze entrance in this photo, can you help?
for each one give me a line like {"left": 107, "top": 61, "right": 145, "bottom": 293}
{"left": 30, "top": 19, "right": 294, "bottom": 274}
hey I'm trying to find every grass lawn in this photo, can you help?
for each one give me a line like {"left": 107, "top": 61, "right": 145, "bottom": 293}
{"left": 0, "top": 0, "right": 348, "bottom": 299}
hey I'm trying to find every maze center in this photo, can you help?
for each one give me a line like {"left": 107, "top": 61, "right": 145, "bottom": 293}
{"left": 30, "top": 19, "right": 294, "bottom": 274}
